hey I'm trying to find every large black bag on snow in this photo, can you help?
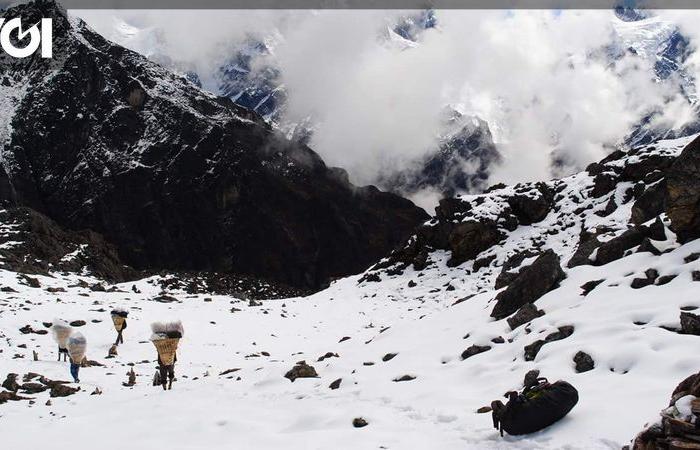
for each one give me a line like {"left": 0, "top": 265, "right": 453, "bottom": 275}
{"left": 495, "top": 380, "right": 579, "bottom": 436}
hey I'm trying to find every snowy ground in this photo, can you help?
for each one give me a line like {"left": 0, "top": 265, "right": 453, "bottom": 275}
{"left": 2, "top": 237, "right": 700, "bottom": 449}
{"left": 3, "top": 135, "right": 700, "bottom": 449}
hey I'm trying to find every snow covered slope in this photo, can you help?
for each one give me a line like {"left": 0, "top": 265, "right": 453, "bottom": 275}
{"left": 2, "top": 132, "right": 700, "bottom": 449}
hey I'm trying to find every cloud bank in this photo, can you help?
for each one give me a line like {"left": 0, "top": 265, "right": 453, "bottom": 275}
{"left": 75, "top": 8, "right": 700, "bottom": 198}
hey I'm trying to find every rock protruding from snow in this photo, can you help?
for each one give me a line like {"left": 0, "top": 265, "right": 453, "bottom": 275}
{"left": 667, "top": 135, "right": 700, "bottom": 243}
{"left": 491, "top": 250, "right": 565, "bottom": 320}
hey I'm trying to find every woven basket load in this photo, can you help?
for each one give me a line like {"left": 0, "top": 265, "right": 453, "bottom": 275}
{"left": 153, "top": 338, "right": 179, "bottom": 365}
{"left": 111, "top": 315, "right": 126, "bottom": 331}
{"left": 51, "top": 320, "right": 72, "bottom": 348}
{"left": 68, "top": 332, "right": 87, "bottom": 364}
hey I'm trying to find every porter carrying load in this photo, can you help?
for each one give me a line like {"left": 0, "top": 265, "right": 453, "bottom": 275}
{"left": 67, "top": 332, "right": 87, "bottom": 383}
{"left": 110, "top": 308, "right": 128, "bottom": 345}
{"left": 50, "top": 319, "right": 72, "bottom": 362}
{"left": 490, "top": 370, "right": 579, "bottom": 436}
{"left": 151, "top": 321, "right": 183, "bottom": 391}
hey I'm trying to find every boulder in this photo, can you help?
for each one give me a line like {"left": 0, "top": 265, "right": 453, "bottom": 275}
{"left": 447, "top": 220, "right": 504, "bottom": 266}
{"left": 352, "top": 417, "right": 368, "bottom": 428}
{"left": 2, "top": 373, "right": 20, "bottom": 392}
{"left": 590, "top": 172, "right": 618, "bottom": 198}
{"left": 580, "top": 279, "right": 604, "bottom": 296}
{"left": 632, "top": 182, "right": 666, "bottom": 225}
{"left": 461, "top": 345, "right": 491, "bottom": 360}
{"left": 680, "top": 312, "right": 700, "bottom": 336}
{"left": 507, "top": 303, "right": 545, "bottom": 330}
{"left": 594, "top": 228, "right": 645, "bottom": 266}
{"left": 506, "top": 183, "right": 553, "bottom": 225}
{"left": 50, "top": 384, "right": 80, "bottom": 398}
{"left": 491, "top": 250, "right": 565, "bottom": 320}
{"left": 284, "top": 361, "right": 318, "bottom": 382}
{"left": 573, "top": 351, "right": 595, "bottom": 373}
{"left": 666, "top": 135, "right": 700, "bottom": 242}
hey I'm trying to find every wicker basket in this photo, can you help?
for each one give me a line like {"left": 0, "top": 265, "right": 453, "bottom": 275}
{"left": 111, "top": 315, "right": 126, "bottom": 331}
{"left": 153, "top": 338, "right": 179, "bottom": 365}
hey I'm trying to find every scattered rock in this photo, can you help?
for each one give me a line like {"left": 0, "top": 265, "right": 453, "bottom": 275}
{"left": 393, "top": 375, "right": 416, "bottom": 382}
{"left": 284, "top": 361, "right": 318, "bottom": 382}
{"left": 461, "top": 345, "right": 491, "bottom": 360}
{"left": 507, "top": 303, "right": 545, "bottom": 330}
{"left": 219, "top": 368, "right": 241, "bottom": 376}
{"left": 2, "top": 373, "right": 20, "bottom": 392}
{"left": 382, "top": 353, "right": 398, "bottom": 362}
{"left": 69, "top": 320, "right": 86, "bottom": 327}
{"left": 595, "top": 228, "right": 645, "bottom": 265}
{"left": 631, "top": 269, "right": 659, "bottom": 289}
{"left": 524, "top": 326, "right": 575, "bottom": 361}
{"left": 352, "top": 417, "right": 368, "bottom": 428}
{"left": 329, "top": 378, "right": 342, "bottom": 390}
{"left": 573, "top": 351, "right": 595, "bottom": 373}
{"left": 476, "top": 406, "right": 493, "bottom": 414}
{"left": 0, "top": 390, "right": 32, "bottom": 404}
{"left": 317, "top": 352, "right": 339, "bottom": 362}
{"left": 50, "top": 384, "right": 79, "bottom": 398}
{"left": 580, "top": 279, "right": 605, "bottom": 296}
{"left": 491, "top": 250, "right": 565, "bottom": 320}
{"left": 680, "top": 312, "right": 700, "bottom": 336}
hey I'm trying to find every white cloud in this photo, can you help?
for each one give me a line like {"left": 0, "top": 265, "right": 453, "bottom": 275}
{"left": 74, "top": 8, "right": 700, "bottom": 195}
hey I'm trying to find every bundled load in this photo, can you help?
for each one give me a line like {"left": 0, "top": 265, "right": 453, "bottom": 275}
{"left": 110, "top": 308, "right": 128, "bottom": 345}
{"left": 67, "top": 332, "right": 87, "bottom": 364}
{"left": 67, "top": 332, "right": 87, "bottom": 383}
{"left": 110, "top": 308, "right": 128, "bottom": 331}
{"left": 150, "top": 321, "right": 183, "bottom": 366}
{"left": 50, "top": 319, "right": 72, "bottom": 361}
{"left": 491, "top": 370, "right": 579, "bottom": 436}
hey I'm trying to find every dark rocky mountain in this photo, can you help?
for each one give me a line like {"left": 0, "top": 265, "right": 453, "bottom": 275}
{"left": 382, "top": 110, "right": 501, "bottom": 197}
{"left": 0, "top": 0, "right": 428, "bottom": 290}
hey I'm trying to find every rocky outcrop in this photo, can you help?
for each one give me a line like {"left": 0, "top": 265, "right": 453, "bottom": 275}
{"left": 0, "top": 1, "right": 427, "bottom": 290}
{"left": 630, "top": 371, "right": 700, "bottom": 449}
{"left": 0, "top": 207, "right": 137, "bottom": 282}
{"left": 667, "top": 135, "right": 700, "bottom": 243}
{"left": 284, "top": 361, "right": 318, "bottom": 382}
{"left": 491, "top": 250, "right": 566, "bottom": 320}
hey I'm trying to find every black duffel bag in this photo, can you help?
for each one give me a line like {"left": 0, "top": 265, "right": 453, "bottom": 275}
{"left": 492, "top": 378, "right": 579, "bottom": 436}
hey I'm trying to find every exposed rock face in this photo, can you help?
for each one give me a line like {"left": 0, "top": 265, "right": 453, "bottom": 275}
{"left": 0, "top": 207, "right": 137, "bottom": 282}
{"left": 680, "top": 311, "right": 700, "bottom": 335}
{"left": 667, "top": 135, "right": 700, "bottom": 242}
{"left": 447, "top": 220, "right": 504, "bottom": 267}
{"left": 383, "top": 111, "right": 501, "bottom": 197}
{"left": 491, "top": 250, "right": 566, "bottom": 320}
{"left": 0, "top": 1, "right": 427, "bottom": 290}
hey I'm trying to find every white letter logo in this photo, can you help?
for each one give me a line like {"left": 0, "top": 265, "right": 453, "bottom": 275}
{"left": 0, "top": 18, "right": 52, "bottom": 58}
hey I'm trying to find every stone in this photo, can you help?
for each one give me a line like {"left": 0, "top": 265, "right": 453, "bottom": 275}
{"left": 491, "top": 250, "right": 565, "bottom": 320}
{"left": 507, "top": 303, "right": 545, "bottom": 330}
{"left": 680, "top": 312, "right": 700, "bottom": 336}
{"left": 69, "top": 320, "right": 86, "bottom": 327}
{"left": 352, "top": 417, "right": 368, "bottom": 428}
{"left": 573, "top": 351, "right": 595, "bottom": 373}
{"left": 447, "top": 220, "right": 504, "bottom": 267}
{"left": 382, "top": 353, "right": 398, "bottom": 362}
{"left": 50, "top": 384, "right": 80, "bottom": 398}
{"left": 284, "top": 361, "right": 318, "bottom": 382}
{"left": 524, "top": 326, "right": 574, "bottom": 361}
{"left": 591, "top": 172, "right": 618, "bottom": 198}
{"left": 329, "top": 378, "right": 342, "bottom": 390}
{"left": 631, "top": 181, "right": 667, "bottom": 225}
{"left": 461, "top": 345, "right": 491, "bottom": 360}
{"left": 580, "top": 279, "right": 604, "bottom": 296}
{"left": 393, "top": 375, "right": 416, "bottom": 382}
{"left": 594, "top": 228, "right": 645, "bottom": 265}
{"left": 2, "top": 373, "right": 20, "bottom": 392}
